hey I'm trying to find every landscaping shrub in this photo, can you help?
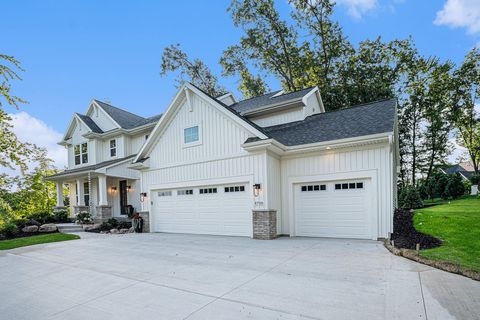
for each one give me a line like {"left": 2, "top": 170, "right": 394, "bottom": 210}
{"left": 0, "top": 222, "right": 18, "bottom": 238}
{"left": 470, "top": 174, "right": 480, "bottom": 185}
{"left": 463, "top": 180, "right": 472, "bottom": 195}
{"left": 445, "top": 173, "right": 465, "bottom": 199}
{"left": 118, "top": 220, "right": 131, "bottom": 229}
{"left": 54, "top": 210, "right": 69, "bottom": 223}
{"left": 99, "top": 222, "right": 113, "bottom": 231}
{"left": 417, "top": 183, "right": 428, "bottom": 200}
{"left": 26, "top": 211, "right": 55, "bottom": 224}
{"left": 399, "top": 186, "right": 423, "bottom": 209}
{"left": 435, "top": 174, "right": 450, "bottom": 199}
{"left": 75, "top": 211, "right": 93, "bottom": 224}
{"left": 107, "top": 218, "right": 118, "bottom": 228}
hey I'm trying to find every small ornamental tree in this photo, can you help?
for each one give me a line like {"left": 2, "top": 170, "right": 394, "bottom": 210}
{"left": 470, "top": 174, "right": 480, "bottom": 185}
{"left": 445, "top": 173, "right": 466, "bottom": 199}
{"left": 399, "top": 186, "right": 424, "bottom": 209}
{"left": 435, "top": 174, "right": 450, "bottom": 199}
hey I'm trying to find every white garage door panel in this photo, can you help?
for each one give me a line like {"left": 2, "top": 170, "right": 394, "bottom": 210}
{"left": 295, "top": 179, "right": 372, "bottom": 239}
{"left": 153, "top": 183, "right": 251, "bottom": 236}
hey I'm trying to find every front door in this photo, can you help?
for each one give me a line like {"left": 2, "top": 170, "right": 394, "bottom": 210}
{"left": 119, "top": 180, "right": 128, "bottom": 215}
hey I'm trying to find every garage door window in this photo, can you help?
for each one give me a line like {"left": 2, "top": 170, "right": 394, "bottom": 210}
{"left": 335, "top": 182, "right": 364, "bottom": 190}
{"left": 177, "top": 189, "right": 193, "bottom": 195}
{"left": 199, "top": 188, "right": 217, "bottom": 194}
{"left": 301, "top": 184, "right": 326, "bottom": 192}
{"left": 158, "top": 191, "right": 172, "bottom": 196}
{"left": 225, "top": 186, "right": 245, "bottom": 193}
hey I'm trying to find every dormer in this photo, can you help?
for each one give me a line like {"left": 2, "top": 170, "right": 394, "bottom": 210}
{"left": 216, "top": 92, "right": 237, "bottom": 106}
{"left": 229, "top": 87, "right": 325, "bottom": 127}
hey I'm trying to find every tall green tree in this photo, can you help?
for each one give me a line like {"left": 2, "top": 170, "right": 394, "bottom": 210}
{"left": 0, "top": 54, "right": 33, "bottom": 173}
{"left": 451, "top": 48, "right": 480, "bottom": 174}
{"left": 222, "top": 0, "right": 305, "bottom": 92}
{"left": 160, "top": 44, "right": 226, "bottom": 96}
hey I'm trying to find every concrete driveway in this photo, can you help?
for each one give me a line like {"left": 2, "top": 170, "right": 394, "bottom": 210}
{"left": 0, "top": 233, "right": 479, "bottom": 320}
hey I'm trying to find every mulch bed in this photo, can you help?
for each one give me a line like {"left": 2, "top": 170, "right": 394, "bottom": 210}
{"left": 385, "top": 208, "right": 480, "bottom": 281}
{"left": 2, "top": 231, "right": 58, "bottom": 240}
{"left": 390, "top": 208, "right": 442, "bottom": 250}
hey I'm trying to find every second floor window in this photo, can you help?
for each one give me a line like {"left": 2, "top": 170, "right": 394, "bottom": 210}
{"left": 184, "top": 126, "right": 199, "bottom": 144}
{"left": 110, "top": 139, "right": 116, "bottom": 157}
{"left": 74, "top": 142, "right": 88, "bottom": 165}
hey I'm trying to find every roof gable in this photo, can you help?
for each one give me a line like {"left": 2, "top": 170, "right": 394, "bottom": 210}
{"left": 230, "top": 87, "right": 315, "bottom": 114}
{"left": 133, "top": 82, "right": 268, "bottom": 163}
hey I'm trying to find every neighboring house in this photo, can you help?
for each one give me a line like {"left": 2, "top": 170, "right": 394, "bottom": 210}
{"left": 47, "top": 100, "right": 161, "bottom": 219}
{"left": 439, "top": 162, "right": 476, "bottom": 181}
{"left": 49, "top": 83, "right": 398, "bottom": 240}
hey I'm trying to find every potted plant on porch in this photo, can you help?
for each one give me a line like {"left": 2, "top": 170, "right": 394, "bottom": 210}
{"left": 131, "top": 212, "right": 143, "bottom": 233}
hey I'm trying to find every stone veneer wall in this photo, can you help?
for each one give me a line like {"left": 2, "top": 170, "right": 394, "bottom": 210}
{"left": 252, "top": 210, "right": 277, "bottom": 240}
{"left": 139, "top": 211, "right": 150, "bottom": 233}
{"left": 95, "top": 205, "right": 112, "bottom": 223}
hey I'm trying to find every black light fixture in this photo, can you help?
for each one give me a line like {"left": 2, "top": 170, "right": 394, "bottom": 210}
{"left": 111, "top": 186, "right": 117, "bottom": 192}
{"left": 140, "top": 192, "right": 147, "bottom": 197}
{"left": 127, "top": 185, "right": 132, "bottom": 190}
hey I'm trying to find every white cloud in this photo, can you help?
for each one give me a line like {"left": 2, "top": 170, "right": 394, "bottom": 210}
{"left": 434, "top": 0, "right": 480, "bottom": 34}
{"left": 336, "top": 0, "right": 378, "bottom": 19}
{"left": 9, "top": 112, "right": 67, "bottom": 170}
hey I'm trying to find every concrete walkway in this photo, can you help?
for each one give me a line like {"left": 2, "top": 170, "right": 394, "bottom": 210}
{"left": 0, "top": 233, "right": 478, "bottom": 320}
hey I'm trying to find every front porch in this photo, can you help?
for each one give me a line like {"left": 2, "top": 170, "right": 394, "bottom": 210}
{"left": 48, "top": 157, "right": 145, "bottom": 222}
{"left": 54, "top": 173, "right": 142, "bottom": 222}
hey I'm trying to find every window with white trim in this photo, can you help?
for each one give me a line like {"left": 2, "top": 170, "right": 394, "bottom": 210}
{"left": 177, "top": 189, "right": 193, "bottom": 195}
{"left": 110, "top": 139, "right": 116, "bottom": 157}
{"left": 300, "top": 184, "right": 326, "bottom": 192}
{"left": 74, "top": 142, "right": 88, "bottom": 165}
{"left": 225, "top": 186, "right": 245, "bottom": 193}
{"left": 184, "top": 126, "right": 199, "bottom": 144}
{"left": 199, "top": 188, "right": 217, "bottom": 194}
{"left": 157, "top": 191, "right": 172, "bottom": 196}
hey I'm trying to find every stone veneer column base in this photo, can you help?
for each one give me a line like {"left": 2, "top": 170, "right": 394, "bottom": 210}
{"left": 252, "top": 210, "right": 277, "bottom": 240}
{"left": 139, "top": 211, "right": 150, "bottom": 233}
{"left": 95, "top": 205, "right": 112, "bottom": 223}
{"left": 73, "top": 206, "right": 89, "bottom": 215}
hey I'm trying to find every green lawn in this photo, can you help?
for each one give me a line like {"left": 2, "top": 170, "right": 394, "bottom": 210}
{"left": 414, "top": 196, "right": 480, "bottom": 271}
{"left": 0, "top": 233, "right": 80, "bottom": 250}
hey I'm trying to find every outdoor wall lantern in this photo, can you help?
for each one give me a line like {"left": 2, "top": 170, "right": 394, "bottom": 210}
{"left": 140, "top": 192, "right": 147, "bottom": 202}
{"left": 253, "top": 184, "right": 262, "bottom": 197}
{"left": 111, "top": 186, "right": 117, "bottom": 192}
{"left": 127, "top": 185, "right": 132, "bottom": 191}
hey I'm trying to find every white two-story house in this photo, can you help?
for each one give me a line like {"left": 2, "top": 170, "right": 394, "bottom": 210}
{"left": 48, "top": 100, "right": 161, "bottom": 220}
{"left": 50, "top": 83, "right": 398, "bottom": 240}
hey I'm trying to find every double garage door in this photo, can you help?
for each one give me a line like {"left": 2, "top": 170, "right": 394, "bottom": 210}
{"left": 152, "top": 183, "right": 251, "bottom": 236}
{"left": 151, "top": 178, "right": 373, "bottom": 239}
{"left": 294, "top": 179, "right": 373, "bottom": 239}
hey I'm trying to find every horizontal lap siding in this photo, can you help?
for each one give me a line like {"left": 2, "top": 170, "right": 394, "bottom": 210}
{"left": 281, "top": 144, "right": 393, "bottom": 238}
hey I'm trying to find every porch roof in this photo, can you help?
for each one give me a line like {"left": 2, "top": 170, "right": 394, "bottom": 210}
{"left": 46, "top": 155, "right": 136, "bottom": 180}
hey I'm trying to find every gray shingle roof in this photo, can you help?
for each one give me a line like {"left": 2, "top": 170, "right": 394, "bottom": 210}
{"left": 94, "top": 100, "right": 161, "bottom": 129}
{"left": 443, "top": 164, "right": 475, "bottom": 179}
{"left": 246, "top": 99, "right": 397, "bottom": 146}
{"left": 75, "top": 113, "right": 104, "bottom": 133}
{"left": 47, "top": 155, "right": 136, "bottom": 179}
{"left": 230, "top": 87, "right": 314, "bottom": 114}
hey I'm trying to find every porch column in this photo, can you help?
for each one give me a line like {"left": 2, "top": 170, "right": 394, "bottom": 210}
{"left": 98, "top": 174, "right": 108, "bottom": 206}
{"left": 55, "top": 182, "right": 64, "bottom": 207}
{"left": 76, "top": 179, "right": 84, "bottom": 206}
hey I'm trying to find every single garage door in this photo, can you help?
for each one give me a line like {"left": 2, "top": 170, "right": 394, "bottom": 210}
{"left": 152, "top": 183, "right": 252, "bottom": 236}
{"left": 294, "top": 179, "right": 373, "bottom": 239}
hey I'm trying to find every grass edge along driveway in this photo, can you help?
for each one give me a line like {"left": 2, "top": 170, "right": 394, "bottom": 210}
{"left": 0, "top": 233, "right": 80, "bottom": 250}
{"left": 414, "top": 196, "right": 480, "bottom": 272}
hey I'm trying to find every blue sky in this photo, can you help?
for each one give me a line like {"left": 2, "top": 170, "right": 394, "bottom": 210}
{"left": 2, "top": 0, "right": 480, "bottom": 167}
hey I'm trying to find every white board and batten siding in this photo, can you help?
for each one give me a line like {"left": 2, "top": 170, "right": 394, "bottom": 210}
{"left": 281, "top": 143, "right": 394, "bottom": 239}
{"left": 249, "top": 107, "right": 305, "bottom": 127}
{"left": 140, "top": 93, "right": 270, "bottom": 233}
